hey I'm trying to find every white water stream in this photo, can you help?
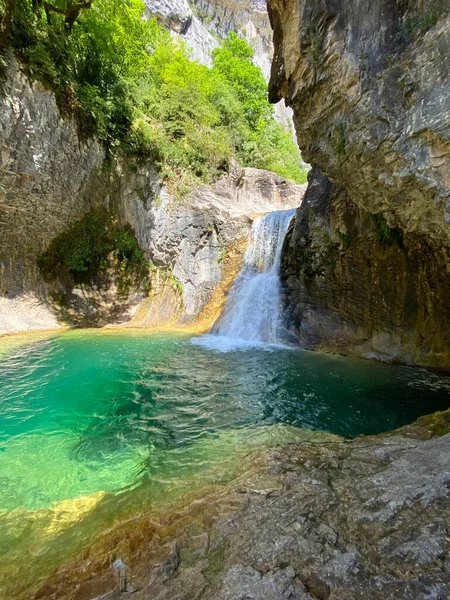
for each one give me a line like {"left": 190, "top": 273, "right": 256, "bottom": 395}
{"left": 197, "top": 208, "right": 295, "bottom": 349}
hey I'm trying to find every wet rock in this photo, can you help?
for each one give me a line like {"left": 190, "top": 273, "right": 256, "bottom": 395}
{"left": 112, "top": 559, "right": 133, "bottom": 593}
{"left": 149, "top": 542, "right": 180, "bottom": 583}
{"left": 214, "top": 564, "right": 312, "bottom": 600}
{"left": 27, "top": 426, "right": 450, "bottom": 600}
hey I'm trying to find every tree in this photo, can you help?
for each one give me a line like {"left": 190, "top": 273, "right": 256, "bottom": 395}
{"left": 32, "top": 0, "right": 92, "bottom": 32}
{"left": 212, "top": 32, "right": 273, "bottom": 129}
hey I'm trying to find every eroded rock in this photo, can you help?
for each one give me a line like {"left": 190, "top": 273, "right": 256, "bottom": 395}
{"left": 27, "top": 422, "right": 450, "bottom": 600}
{"left": 267, "top": 0, "right": 450, "bottom": 367}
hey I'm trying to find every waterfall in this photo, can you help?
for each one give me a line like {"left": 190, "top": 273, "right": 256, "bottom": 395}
{"left": 210, "top": 208, "right": 295, "bottom": 345}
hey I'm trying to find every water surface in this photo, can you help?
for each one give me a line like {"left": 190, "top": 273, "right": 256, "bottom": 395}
{"left": 1, "top": 329, "right": 449, "bottom": 512}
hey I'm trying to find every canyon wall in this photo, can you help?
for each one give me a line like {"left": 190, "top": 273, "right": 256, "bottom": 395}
{"left": 145, "top": 0, "right": 218, "bottom": 65}
{"left": 0, "top": 53, "right": 305, "bottom": 334}
{"left": 268, "top": 0, "right": 450, "bottom": 367}
{"left": 146, "top": 0, "right": 272, "bottom": 69}
{"left": 0, "top": 55, "right": 106, "bottom": 332}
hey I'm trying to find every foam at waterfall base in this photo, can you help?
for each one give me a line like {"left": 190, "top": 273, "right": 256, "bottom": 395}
{"left": 202, "top": 208, "right": 297, "bottom": 348}
{"left": 191, "top": 334, "right": 294, "bottom": 353}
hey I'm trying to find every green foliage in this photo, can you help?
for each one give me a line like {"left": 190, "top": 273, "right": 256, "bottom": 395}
{"left": 367, "top": 213, "right": 404, "bottom": 247}
{"left": 212, "top": 32, "right": 272, "bottom": 127}
{"left": 331, "top": 122, "right": 346, "bottom": 155}
{"left": 396, "top": 9, "right": 441, "bottom": 43}
{"left": 141, "top": 277, "right": 151, "bottom": 293}
{"left": 218, "top": 246, "right": 227, "bottom": 264}
{"left": 114, "top": 228, "right": 144, "bottom": 264}
{"left": 38, "top": 214, "right": 110, "bottom": 275}
{"left": 339, "top": 231, "right": 353, "bottom": 249}
{"left": 169, "top": 273, "right": 183, "bottom": 297}
{"left": 4, "top": 0, "right": 307, "bottom": 190}
{"left": 304, "top": 24, "right": 324, "bottom": 66}
{"left": 38, "top": 212, "right": 144, "bottom": 281}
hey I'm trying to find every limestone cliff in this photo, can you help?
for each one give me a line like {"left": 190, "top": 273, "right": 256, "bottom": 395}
{"left": 268, "top": 0, "right": 450, "bottom": 367}
{"left": 145, "top": 0, "right": 218, "bottom": 65}
{"left": 147, "top": 0, "right": 272, "bottom": 69}
{"left": 0, "top": 53, "right": 305, "bottom": 335}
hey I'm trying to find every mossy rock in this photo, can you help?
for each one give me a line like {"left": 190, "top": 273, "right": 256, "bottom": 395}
{"left": 415, "top": 409, "right": 450, "bottom": 437}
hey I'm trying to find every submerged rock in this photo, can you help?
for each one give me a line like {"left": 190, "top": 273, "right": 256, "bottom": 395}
{"left": 28, "top": 420, "right": 450, "bottom": 600}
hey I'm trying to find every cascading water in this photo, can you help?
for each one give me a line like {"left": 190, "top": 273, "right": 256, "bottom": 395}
{"left": 210, "top": 208, "right": 296, "bottom": 345}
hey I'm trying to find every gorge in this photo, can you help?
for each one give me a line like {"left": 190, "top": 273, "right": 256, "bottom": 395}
{"left": 0, "top": 1, "right": 450, "bottom": 599}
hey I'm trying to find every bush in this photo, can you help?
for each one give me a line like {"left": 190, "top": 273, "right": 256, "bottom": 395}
{"left": 38, "top": 213, "right": 144, "bottom": 281}
{"left": 212, "top": 32, "right": 273, "bottom": 127}
{"left": 396, "top": 9, "right": 442, "bottom": 44}
{"left": 3, "top": 0, "right": 308, "bottom": 190}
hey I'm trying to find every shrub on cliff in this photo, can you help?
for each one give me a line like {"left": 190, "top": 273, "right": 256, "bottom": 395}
{"left": 212, "top": 32, "right": 272, "bottom": 128}
{"left": 1, "top": 0, "right": 307, "bottom": 191}
{"left": 38, "top": 212, "right": 145, "bottom": 283}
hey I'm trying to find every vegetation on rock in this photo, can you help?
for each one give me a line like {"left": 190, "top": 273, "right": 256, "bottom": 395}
{"left": 38, "top": 212, "right": 145, "bottom": 286}
{"left": 396, "top": 8, "right": 443, "bottom": 43}
{"left": 1, "top": 0, "right": 307, "bottom": 193}
{"left": 367, "top": 213, "right": 404, "bottom": 248}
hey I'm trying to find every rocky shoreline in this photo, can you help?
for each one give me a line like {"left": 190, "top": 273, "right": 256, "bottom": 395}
{"left": 23, "top": 412, "right": 450, "bottom": 600}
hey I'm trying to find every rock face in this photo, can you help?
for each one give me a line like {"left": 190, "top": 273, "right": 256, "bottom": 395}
{"left": 144, "top": 0, "right": 218, "bottom": 65}
{"left": 0, "top": 55, "right": 106, "bottom": 332}
{"left": 124, "top": 164, "right": 306, "bottom": 324}
{"left": 190, "top": 0, "right": 273, "bottom": 60}
{"left": 146, "top": 0, "right": 273, "bottom": 70}
{"left": 29, "top": 417, "right": 450, "bottom": 600}
{"left": 267, "top": 0, "right": 450, "bottom": 367}
{"left": 0, "top": 54, "right": 305, "bottom": 334}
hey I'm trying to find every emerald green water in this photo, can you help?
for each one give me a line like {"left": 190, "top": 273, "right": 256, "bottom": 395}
{"left": 1, "top": 330, "right": 449, "bottom": 513}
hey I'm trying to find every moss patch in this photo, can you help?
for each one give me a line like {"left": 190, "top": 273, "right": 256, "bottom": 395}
{"left": 331, "top": 122, "right": 346, "bottom": 155}
{"left": 415, "top": 409, "right": 450, "bottom": 437}
{"left": 367, "top": 213, "right": 404, "bottom": 248}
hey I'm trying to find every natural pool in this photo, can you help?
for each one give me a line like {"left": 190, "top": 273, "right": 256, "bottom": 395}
{"left": 1, "top": 329, "right": 450, "bottom": 598}
{"left": 1, "top": 329, "right": 450, "bottom": 513}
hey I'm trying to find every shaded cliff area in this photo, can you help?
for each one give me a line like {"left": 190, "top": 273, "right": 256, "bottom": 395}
{"left": 268, "top": 0, "right": 450, "bottom": 368}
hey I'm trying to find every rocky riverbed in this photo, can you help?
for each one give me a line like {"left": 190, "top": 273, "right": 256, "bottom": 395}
{"left": 29, "top": 412, "right": 450, "bottom": 600}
